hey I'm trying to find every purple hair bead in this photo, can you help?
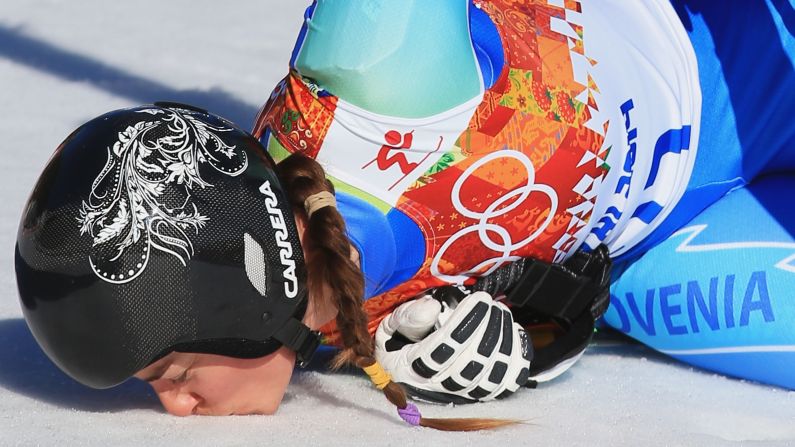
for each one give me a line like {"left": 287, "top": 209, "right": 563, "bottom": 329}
{"left": 398, "top": 403, "right": 422, "bottom": 426}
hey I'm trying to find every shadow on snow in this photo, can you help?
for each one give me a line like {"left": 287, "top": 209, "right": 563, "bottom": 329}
{"left": 0, "top": 24, "right": 260, "bottom": 128}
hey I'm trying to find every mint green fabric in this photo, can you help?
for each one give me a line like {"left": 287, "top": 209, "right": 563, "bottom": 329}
{"left": 294, "top": 0, "right": 481, "bottom": 118}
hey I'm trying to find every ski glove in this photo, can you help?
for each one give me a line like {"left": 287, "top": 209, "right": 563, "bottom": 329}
{"left": 374, "top": 291, "right": 533, "bottom": 404}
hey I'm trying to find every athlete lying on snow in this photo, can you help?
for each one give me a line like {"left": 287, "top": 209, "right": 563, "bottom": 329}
{"left": 15, "top": 0, "right": 795, "bottom": 429}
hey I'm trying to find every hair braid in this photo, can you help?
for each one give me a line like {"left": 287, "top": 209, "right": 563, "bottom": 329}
{"left": 275, "top": 153, "right": 518, "bottom": 431}
{"left": 274, "top": 153, "right": 372, "bottom": 364}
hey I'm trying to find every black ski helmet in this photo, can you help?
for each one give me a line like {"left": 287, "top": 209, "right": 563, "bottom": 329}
{"left": 15, "top": 102, "right": 320, "bottom": 389}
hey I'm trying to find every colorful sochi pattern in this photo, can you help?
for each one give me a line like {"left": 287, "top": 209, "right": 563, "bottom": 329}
{"left": 254, "top": 0, "right": 610, "bottom": 341}
{"left": 254, "top": 74, "right": 337, "bottom": 160}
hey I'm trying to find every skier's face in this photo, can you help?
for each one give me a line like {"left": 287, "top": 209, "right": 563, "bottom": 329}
{"left": 132, "top": 215, "right": 338, "bottom": 417}
{"left": 135, "top": 347, "right": 296, "bottom": 416}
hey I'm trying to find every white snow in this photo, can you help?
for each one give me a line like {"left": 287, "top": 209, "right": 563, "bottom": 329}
{"left": 1, "top": 1, "right": 794, "bottom": 446}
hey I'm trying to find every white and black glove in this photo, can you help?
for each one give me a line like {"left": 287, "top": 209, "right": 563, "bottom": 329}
{"left": 374, "top": 291, "right": 533, "bottom": 404}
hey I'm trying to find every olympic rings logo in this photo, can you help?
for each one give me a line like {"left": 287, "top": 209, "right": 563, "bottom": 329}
{"left": 430, "top": 150, "right": 558, "bottom": 284}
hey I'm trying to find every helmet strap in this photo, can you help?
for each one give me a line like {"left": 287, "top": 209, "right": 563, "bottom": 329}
{"left": 272, "top": 317, "right": 323, "bottom": 367}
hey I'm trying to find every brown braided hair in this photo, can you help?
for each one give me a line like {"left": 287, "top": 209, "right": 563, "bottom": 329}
{"left": 275, "top": 153, "right": 518, "bottom": 431}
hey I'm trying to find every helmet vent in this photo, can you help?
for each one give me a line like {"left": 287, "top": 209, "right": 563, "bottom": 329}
{"left": 244, "top": 232, "right": 271, "bottom": 297}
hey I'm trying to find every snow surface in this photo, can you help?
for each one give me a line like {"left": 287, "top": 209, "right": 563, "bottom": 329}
{"left": 1, "top": 1, "right": 794, "bottom": 446}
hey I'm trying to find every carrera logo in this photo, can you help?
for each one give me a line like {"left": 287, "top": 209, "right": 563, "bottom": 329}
{"left": 248, "top": 181, "right": 299, "bottom": 299}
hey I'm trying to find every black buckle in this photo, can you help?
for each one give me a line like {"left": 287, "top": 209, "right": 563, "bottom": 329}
{"left": 272, "top": 318, "right": 323, "bottom": 368}
{"left": 295, "top": 331, "right": 322, "bottom": 368}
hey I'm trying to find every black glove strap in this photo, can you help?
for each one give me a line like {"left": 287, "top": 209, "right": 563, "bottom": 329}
{"left": 504, "top": 244, "right": 611, "bottom": 324}
{"left": 272, "top": 317, "right": 322, "bottom": 368}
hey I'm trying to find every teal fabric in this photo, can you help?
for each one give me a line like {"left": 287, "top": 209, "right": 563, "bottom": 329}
{"left": 293, "top": 0, "right": 481, "bottom": 118}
